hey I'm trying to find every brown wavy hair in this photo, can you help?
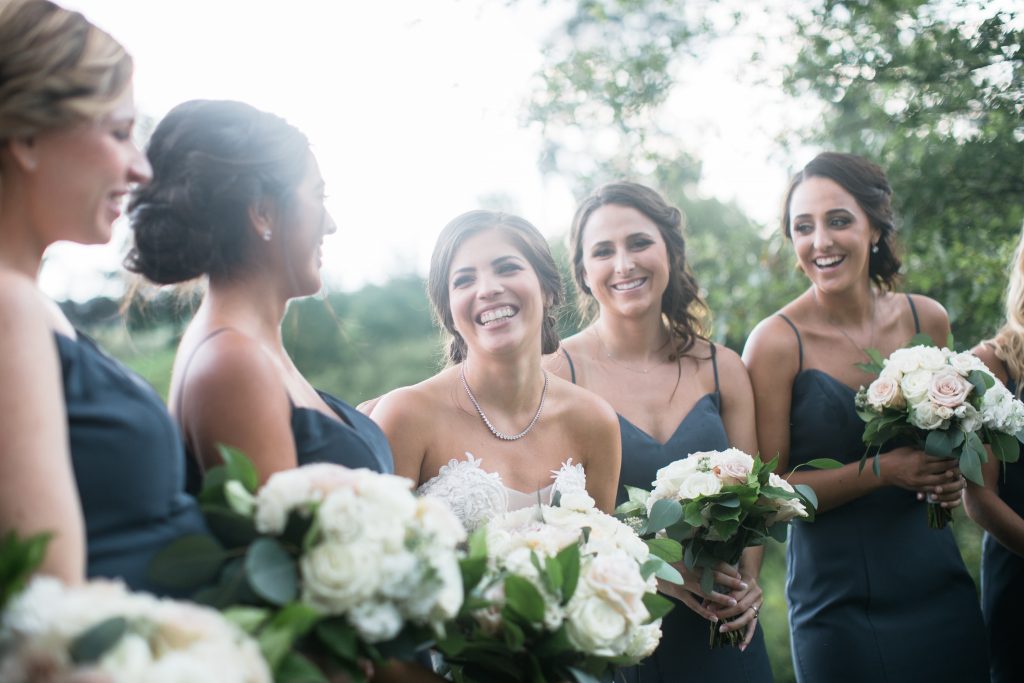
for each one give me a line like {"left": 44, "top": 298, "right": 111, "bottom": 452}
{"left": 428, "top": 210, "right": 563, "bottom": 365}
{"left": 569, "top": 181, "right": 707, "bottom": 359}
{"left": 780, "top": 152, "right": 902, "bottom": 290}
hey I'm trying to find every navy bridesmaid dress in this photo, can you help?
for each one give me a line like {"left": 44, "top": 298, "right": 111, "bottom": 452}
{"left": 778, "top": 307, "right": 988, "bottom": 683}
{"left": 564, "top": 345, "right": 773, "bottom": 683}
{"left": 59, "top": 332, "right": 208, "bottom": 595}
{"left": 981, "top": 374, "right": 1024, "bottom": 683}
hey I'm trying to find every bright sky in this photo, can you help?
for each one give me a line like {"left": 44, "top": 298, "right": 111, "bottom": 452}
{"left": 42, "top": 0, "right": 806, "bottom": 301}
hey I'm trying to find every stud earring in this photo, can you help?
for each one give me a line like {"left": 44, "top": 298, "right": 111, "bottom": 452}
{"left": 871, "top": 243, "right": 879, "bottom": 254}
{"left": 262, "top": 230, "right": 272, "bottom": 242}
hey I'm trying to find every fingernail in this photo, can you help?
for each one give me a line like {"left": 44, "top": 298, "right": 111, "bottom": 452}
{"left": 729, "top": 598, "right": 737, "bottom": 606}
{"left": 917, "top": 493, "right": 923, "bottom": 500}
{"left": 740, "top": 582, "right": 749, "bottom": 590}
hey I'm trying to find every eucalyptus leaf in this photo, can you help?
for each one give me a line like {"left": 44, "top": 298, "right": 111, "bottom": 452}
{"left": 989, "top": 429, "right": 1020, "bottom": 463}
{"left": 925, "top": 430, "right": 956, "bottom": 459}
{"left": 217, "top": 444, "right": 260, "bottom": 493}
{"left": 147, "top": 533, "right": 227, "bottom": 590}
{"left": 277, "top": 652, "right": 330, "bottom": 683}
{"left": 644, "top": 498, "right": 682, "bottom": 534}
{"left": 794, "top": 483, "right": 818, "bottom": 511}
{"left": 69, "top": 616, "right": 128, "bottom": 664}
{"left": 645, "top": 537, "right": 682, "bottom": 563}
{"left": 245, "top": 537, "right": 298, "bottom": 606}
{"left": 504, "top": 575, "right": 546, "bottom": 623}
{"left": 803, "top": 458, "right": 844, "bottom": 470}
{"left": 642, "top": 592, "right": 675, "bottom": 622}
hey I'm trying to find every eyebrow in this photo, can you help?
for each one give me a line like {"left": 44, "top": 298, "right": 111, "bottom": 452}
{"left": 791, "top": 208, "right": 855, "bottom": 220}
{"left": 451, "top": 254, "right": 525, "bottom": 276}
{"left": 588, "top": 231, "right": 655, "bottom": 246}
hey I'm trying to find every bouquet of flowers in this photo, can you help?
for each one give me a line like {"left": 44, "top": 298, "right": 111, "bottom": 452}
{"left": 855, "top": 341, "right": 1024, "bottom": 528}
{"left": 615, "top": 448, "right": 821, "bottom": 648}
{"left": 150, "top": 450, "right": 465, "bottom": 682}
{"left": 436, "top": 488, "right": 681, "bottom": 683}
{"left": 0, "top": 532, "right": 269, "bottom": 683}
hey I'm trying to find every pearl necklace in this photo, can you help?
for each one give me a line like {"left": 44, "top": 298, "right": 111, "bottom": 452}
{"left": 460, "top": 364, "right": 548, "bottom": 441}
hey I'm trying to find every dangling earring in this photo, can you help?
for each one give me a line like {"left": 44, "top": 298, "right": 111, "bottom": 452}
{"left": 871, "top": 243, "right": 879, "bottom": 254}
{"left": 262, "top": 230, "right": 272, "bottom": 242}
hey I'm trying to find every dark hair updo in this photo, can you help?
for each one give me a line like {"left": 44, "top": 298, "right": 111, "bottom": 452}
{"left": 570, "top": 181, "right": 707, "bottom": 359}
{"left": 781, "top": 152, "right": 902, "bottom": 290}
{"left": 427, "top": 210, "right": 564, "bottom": 365}
{"left": 126, "top": 99, "right": 309, "bottom": 284}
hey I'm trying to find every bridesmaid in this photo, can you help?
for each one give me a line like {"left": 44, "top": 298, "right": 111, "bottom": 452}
{"left": 547, "top": 182, "right": 773, "bottom": 682}
{"left": 0, "top": 0, "right": 206, "bottom": 592}
{"left": 743, "top": 152, "right": 986, "bottom": 681}
{"left": 964, "top": 225, "right": 1024, "bottom": 683}
{"left": 127, "top": 100, "right": 393, "bottom": 488}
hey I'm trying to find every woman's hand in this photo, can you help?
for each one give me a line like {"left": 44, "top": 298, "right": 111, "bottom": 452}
{"left": 657, "top": 561, "right": 744, "bottom": 623}
{"left": 880, "top": 447, "right": 961, "bottom": 501}
{"left": 709, "top": 571, "right": 764, "bottom": 651}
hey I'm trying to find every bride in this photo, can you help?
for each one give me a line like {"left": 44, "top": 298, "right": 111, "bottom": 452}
{"left": 369, "top": 210, "right": 620, "bottom": 528}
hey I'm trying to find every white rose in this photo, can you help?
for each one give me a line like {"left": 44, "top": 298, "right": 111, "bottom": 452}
{"left": 98, "top": 633, "right": 153, "bottom": 680}
{"left": 348, "top": 602, "right": 404, "bottom": 643}
{"left": 916, "top": 346, "right": 948, "bottom": 371}
{"left": 885, "top": 348, "right": 921, "bottom": 375}
{"left": 414, "top": 496, "right": 466, "bottom": 547}
{"left": 624, "top": 621, "right": 663, "bottom": 660}
{"left": 565, "top": 588, "right": 630, "bottom": 657}
{"left": 900, "top": 369, "right": 933, "bottom": 405}
{"left": 955, "top": 403, "right": 983, "bottom": 432}
{"left": 301, "top": 542, "right": 380, "bottom": 613}
{"left": 559, "top": 490, "right": 597, "bottom": 512}
{"left": 651, "top": 457, "right": 702, "bottom": 492}
{"left": 675, "top": 471, "right": 723, "bottom": 501}
{"left": 910, "top": 401, "right": 947, "bottom": 430}
{"left": 768, "top": 496, "right": 808, "bottom": 524}
{"left": 949, "top": 351, "right": 986, "bottom": 377}
{"left": 768, "top": 472, "right": 796, "bottom": 493}
{"left": 935, "top": 405, "right": 955, "bottom": 420}
{"left": 580, "top": 553, "right": 649, "bottom": 625}
{"left": 866, "top": 377, "right": 906, "bottom": 410}
{"left": 254, "top": 471, "right": 314, "bottom": 534}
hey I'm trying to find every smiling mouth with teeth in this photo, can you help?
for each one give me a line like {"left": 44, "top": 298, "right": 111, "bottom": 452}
{"left": 479, "top": 306, "right": 517, "bottom": 325}
{"left": 814, "top": 255, "right": 845, "bottom": 268}
{"left": 612, "top": 278, "right": 646, "bottom": 291}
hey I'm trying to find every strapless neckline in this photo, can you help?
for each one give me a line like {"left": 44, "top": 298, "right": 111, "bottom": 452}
{"left": 417, "top": 453, "right": 585, "bottom": 532}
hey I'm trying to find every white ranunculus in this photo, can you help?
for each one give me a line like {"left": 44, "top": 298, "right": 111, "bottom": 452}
{"left": 348, "top": 602, "right": 404, "bottom": 643}
{"left": 900, "top": 369, "right": 933, "bottom": 405}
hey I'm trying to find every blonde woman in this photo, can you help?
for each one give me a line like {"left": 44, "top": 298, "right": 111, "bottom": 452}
{"left": 0, "top": 0, "right": 206, "bottom": 591}
{"left": 965, "top": 225, "right": 1024, "bottom": 683}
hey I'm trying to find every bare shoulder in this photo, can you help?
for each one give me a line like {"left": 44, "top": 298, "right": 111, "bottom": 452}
{"left": 742, "top": 313, "right": 800, "bottom": 367}
{"left": 544, "top": 331, "right": 592, "bottom": 383}
{"left": 904, "top": 292, "right": 950, "bottom": 343}
{"left": 184, "top": 329, "right": 284, "bottom": 403}
{"left": 552, "top": 374, "right": 618, "bottom": 434}
{"left": 0, "top": 271, "right": 48, "bottom": 326}
{"left": 371, "top": 371, "right": 453, "bottom": 427}
{"left": 710, "top": 342, "right": 752, "bottom": 389}
{"left": 970, "top": 340, "right": 1006, "bottom": 382}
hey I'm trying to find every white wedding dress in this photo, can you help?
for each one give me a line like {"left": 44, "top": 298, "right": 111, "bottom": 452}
{"left": 417, "top": 452, "right": 586, "bottom": 532}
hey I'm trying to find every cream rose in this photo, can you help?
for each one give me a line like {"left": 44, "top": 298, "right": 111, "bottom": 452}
{"left": 910, "top": 401, "right": 947, "bottom": 430}
{"left": 711, "top": 450, "right": 754, "bottom": 485}
{"left": 300, "top": 542, "right": 379, "bottom": 612}
{"left": 866, "top": 377, "right": 906, "bottom": 410}
{"left": 928, "top": 369, "right": 973, "bottom": 409}
{"left": 348, "top": 602, "right": 404, "bottom": 642}
{"left": 676, "top": 471, "right": 723, "bottom": 501}
{"left": 949, "top": 351, "right": 986, "bottom": 377}
{"left": 900, "top": 369, "right": 933, "bottom": 405}
{"left": 916, "top": 346, "right": 949, "bottom": 371}
{"left": 565, "top": 590, "right": 630, "bottom": 657}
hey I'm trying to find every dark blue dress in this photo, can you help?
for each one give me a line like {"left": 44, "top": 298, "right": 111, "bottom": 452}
{"left": 182, "top": 329, "right": 394, "bottom": 494}
{"left": 564, "top": 346, "right": 773, "bottom": 682}
{"left": 58, "top": 332, "right": 208, "bottom": 595}
{"left": 981, "top": 373, "right": 1024, "bottom": 683}
{"left": 778, "top": 310, "right": 988, "bottom": 683}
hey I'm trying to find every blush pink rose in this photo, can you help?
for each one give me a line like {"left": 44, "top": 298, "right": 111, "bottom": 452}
{"left": 866, "top": 377, "right": 906, "bottom": 410}
{"left": 927, "top": 369, "right": 972, "bottom": 409}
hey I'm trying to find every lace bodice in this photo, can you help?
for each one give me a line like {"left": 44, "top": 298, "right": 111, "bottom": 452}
{"left": 417, "top": 453, "right": 586, "bottom": 532}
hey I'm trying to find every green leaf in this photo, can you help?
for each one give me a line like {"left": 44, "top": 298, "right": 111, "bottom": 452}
{"left": 276, "top": 652, "right": 330, "bottom": 683}
{"left": 642, "top": 592, "right": 674, "bottom": 622}
{"left": 794, "top": 483, "right": 818, "bottom": 511}
{"left": 468, "top": 527, "right": 488, "bottom": 560}
{"left": 0, "top": 531, "right": 51, "bottom": 611}
{"left": 961, "top": 432, "right": 986, "bottom": 486}
{"left": 568, "top": 667, "right": 604, "bottom": 683}
{"left": 644, "top": 498, "right": 683, "bottom": 535}
{"left": 556, "top": 542, "right": 580, "bottom": 603}
{"left": 460, "top": 556, "right": 488, "bottom": 592}
{"left": 316, "top": 619, "right": 360, "bottom": 662}
{"left": 967, "top": 369, "right": 992, "bottom": 397}
{"left": 223, "top": 606, "right": 271, "bottom": 634}
{"left": 924, "top": 430, "right": 957, "bottom": 459}
{"left": 147, "top": 533, "right": 227, "bottom": 590}
{"left": 259, "top": 603, "right": 323, "bottom": 669}
{"left": 624, "top": 485, "right": 651, "bottom": 507}
{"left": 502, "top": 617, "right": 526, "bottom": 651}
{"left": 906, "top": 333, "right": 934, "bottom": 348}
{"left": 544, "top": 555, "right": 564, "bottom": 594}
{"left": 504, "top": 575, "right": 546, "bottom": 624}
{"left": 69, "top": 616, "right": 128, "bottom": 664}
{"left": 645, "top": 537, "right": 682, "bottom": 563}
{"left": 245, "top": 537, "right": 298, "bottom": 606}
{"left": 989, "top": 429, "right": 1021, "bottom": 463}
{"left": 642, "top": 556, "right": 683, "bottom": 585}
{"left": 217, "top": 444, "right": 260, "bottom": 493}
{"left": 802, "top": 458, "right": 844, "bottom": 470}
{"left": 198, "top": 466, "right": 229, "bottom": 505}
{"left": 202, "top": 505, "right": 259, "bottom": 548}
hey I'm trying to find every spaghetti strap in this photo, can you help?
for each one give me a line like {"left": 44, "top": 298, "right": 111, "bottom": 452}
{"left": 561, "top": 347, "right": 577, "bottom": 384}
{"left": 905, "top": 293, "right": 921, "bottom": 333}
{"left": 174, "top": 327, "right": 236, "bottom": 419}
{"left": 776, "top": 313, "right": 804, "bottom": 373}
{"left": 709, "top": 342, "right": 720, "bottom": 393}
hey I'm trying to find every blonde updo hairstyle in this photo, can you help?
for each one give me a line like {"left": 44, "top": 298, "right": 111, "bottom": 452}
{"left": 991, "top": 224, "right": 1024, "bottom": 395}
{"left": 0, "top": 0, "right": 132, "bottom": 191}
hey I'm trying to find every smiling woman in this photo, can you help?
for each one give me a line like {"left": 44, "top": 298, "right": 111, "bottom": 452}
{"left": 369, "top": 209, "right": 621, "bottom": 531}
{"left": 742, "top": 152, "right": 987, "bottom": 681}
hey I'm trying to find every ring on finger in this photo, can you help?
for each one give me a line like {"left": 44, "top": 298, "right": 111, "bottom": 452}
{"left": 750, "top": 605, "right": 760, "bottom": 619}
